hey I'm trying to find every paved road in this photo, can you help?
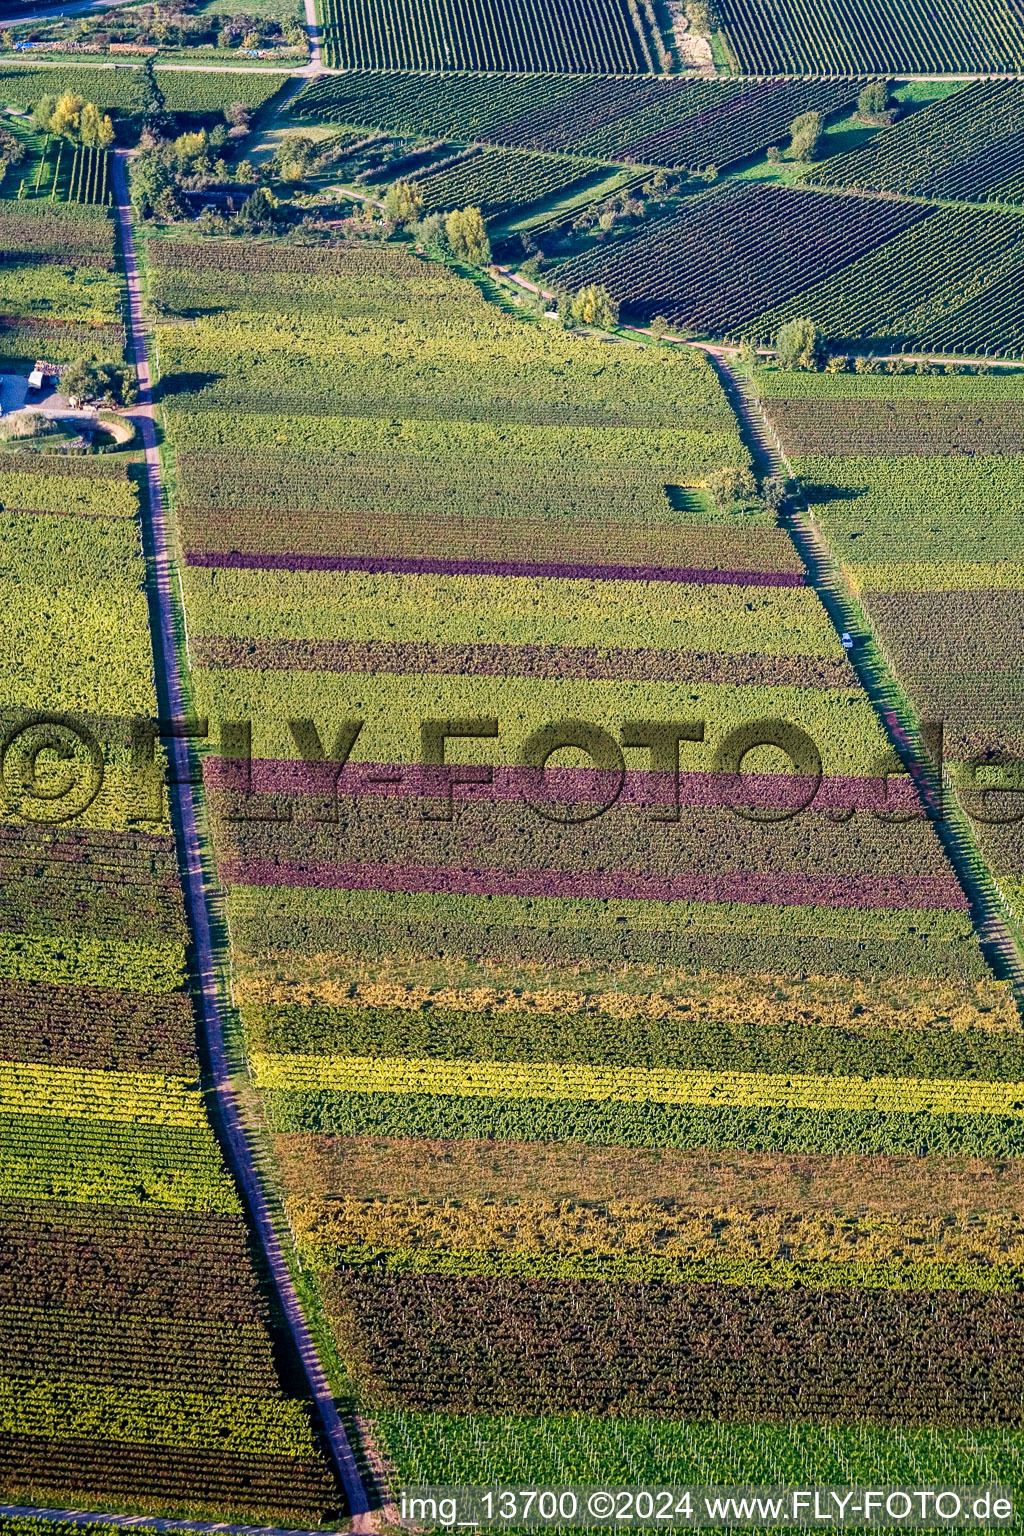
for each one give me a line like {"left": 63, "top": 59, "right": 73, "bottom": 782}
{"left": 111, "top": 148, "right": 373, "bottom": 1532}
{"left": 0, "top": 1503, "right": 328, "bottom": 1536}
{"left": 2, "top": 0, "right": 115, "bottom": 23}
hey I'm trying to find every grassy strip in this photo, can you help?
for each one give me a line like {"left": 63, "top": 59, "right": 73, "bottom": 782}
{"left": 0, "top": 258, "right": 121, "bottom": 325}
{"left": 292, "top": 1192, "right": 1024, "bottom": 1274}
{"left": 193, "top": 667, "right": 887, "bottom": 773}
{"left": 0, "top": 1061, "right": 204, "bottom": 1128}
{"left": 183, "top": 566, "right": 836, "bottom": 653}
{"left": 272, "top": 1131, "right": 1024, "bottom": 1210}
{"left": 0, "top": 1113, "right": 239, "bottom": 1212}
{"left": 0, "top": 470, "right": 137, "bottom": 518}
{"left": 229, "top": 884, "right": 963, "bottom": 945}
{"left": 300, "top": 1241, "right": 1024, "bottom": 1293}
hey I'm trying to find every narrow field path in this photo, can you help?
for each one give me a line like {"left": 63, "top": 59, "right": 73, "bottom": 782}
{"left": 302, "top": 0, "right": 323, "bottom": 71}
{"left": 112, "top": 149, "right": 372, "bottom": 1529}
{"left": 711, "top": 351, "right": 1024, "bottom": 998}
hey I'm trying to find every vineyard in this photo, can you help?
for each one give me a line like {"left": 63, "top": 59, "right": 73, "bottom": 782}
{"left": 553, "top": 185, "right": 931, "bottom": 335}
{"left": 544, "top": 174, "right": 1024, "bottom": 353}
{"left": 753, "top": 363, "right": 1024, "bottom": 925}
{"left": 410, "top": 147, "right": 598, "bottom": 221}
{"left": 0, "top": 65, "right": 289, "bottom": 119}
{"left": 6, "top": 0, "right": 1024, "bottom": 1506}
{"left": 752, "top": 203, "right": 1024, "bottom": 356}
{"left": 140, "top": 229, "right": 1024, "bottom": 1495}
{"left": 717, "top": 0, "right": 1024, "bottom": 72}
{"left": 807, "top": 80, "right": 1024, "bottom": 203}
{"left": 10, "top": 137, "right": 114, "bottom": 206}
{"left": 317, "top": 0, "right": 659, "bottom": 71}
{"left": 294, "top": 72, "right": 861, "bottom": 174}
{"left": 0, "top": 190, "right": 340, "bottom": 1523}
{"left": 0, "top": 199, "right": 125, "bottom": 370}
{"left": 752, "top": 364, "right": 1024, "bottom": 761}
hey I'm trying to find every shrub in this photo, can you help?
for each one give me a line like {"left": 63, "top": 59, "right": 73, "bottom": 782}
{"left": 571, "top": 282, "right": 618, "bottom": 328}
{"left": 707, "top": 464, "right": 758, "bottom": 507}
{"left": 786, "top": 109, "right": 823, "bottom": 162}
{"left": 775, "top": 316, "right": 825, "bottom": 370}
{"left": 444, "top": 205, "right": 490, "bottom": 266}
{"left": 384, "top": 178, "right": 423, "bottom": 227}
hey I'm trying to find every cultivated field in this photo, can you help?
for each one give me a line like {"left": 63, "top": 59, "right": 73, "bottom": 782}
{"left": 0, "top": 207, "right": 339, "bottom": 1519}
{"left": 139, "top": 232, "right": 1024, "bottom": 1490}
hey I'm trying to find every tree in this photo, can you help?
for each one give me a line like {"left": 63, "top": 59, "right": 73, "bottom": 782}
{"left": 649, "top": 314, "right": 668, "bottom": 340}
{"left": 193, "top": 206, "right": 229, "bottom": 236}
{"left": 384, "top": 179, "right": 423, "bottom": 226}
{"left": 444, "top": 206, "right": 490, "bottom": 265}
{"left": 224, "top": 101, "right": 251, "bottom": 129}
{"left": 786, "top": 109, "right": 823, "bottom": 162}
{"left": 137, "top": 56, "right": 171, "bottom": 136}
{"left": 411, "top": 211, "right": 448, "bottom": 250}
{"left": 570, "top": 283, "right": 618, "bottom": 328}
{"left": 129, "top": 149, "right": 175, "bottom": 219}
{"left": 238, "top": 185, "right": 279, "bottom": 225}
{"left": 79, "top": 100, "right": 114, "bottom": 149}
{"left": 49, "top": 91, "right": 86, "bottom": 140}
{"left": 858, "top": 78, "right": 891, "bottom": 116}
{"left": 685, "top": 0, "right": 713, "bottom": 33}
{"left": 270, "top": 133, "right": 314, "bottom": 181}
{"left": 761, "top": 474, "right": 788, "bottom": 512}
{"left": 775, "top": 316, "right": 824, "bottom": 370}
{"left": 0, "top": 126, "right": 25, "bottom": 172}
{"left": 708, "top": 465, "right": 758, "bottom": 508}
{"left": 171, "top": 129, "right": 210, "bottom": 177}
{"left": 31, "top": 95, "right": 57, "bottom": 135}
{"left": 60, "top": 358, "right": 128, "bottom": 406}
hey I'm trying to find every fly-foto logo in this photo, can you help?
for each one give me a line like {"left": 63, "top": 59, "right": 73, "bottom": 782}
{"left": 2, "top": 709, "right": 1022, "bottom": 828}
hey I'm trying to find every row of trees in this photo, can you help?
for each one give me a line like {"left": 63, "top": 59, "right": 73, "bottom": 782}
{"left": 760, "top": 316, "right": 986, "bottom": 374}
{"left": 31, "top": 91, "right": 115, "bottom": 149}
{"left": 383, "top": 181, "right": 492, "bottom": 265}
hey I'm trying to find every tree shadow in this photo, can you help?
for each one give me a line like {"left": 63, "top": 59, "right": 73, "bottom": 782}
{"left": 157, "top": 370, "right": 225, "bottom": 400}
{"left": 802, "top": 481, "right": 868, "bottom": 506}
